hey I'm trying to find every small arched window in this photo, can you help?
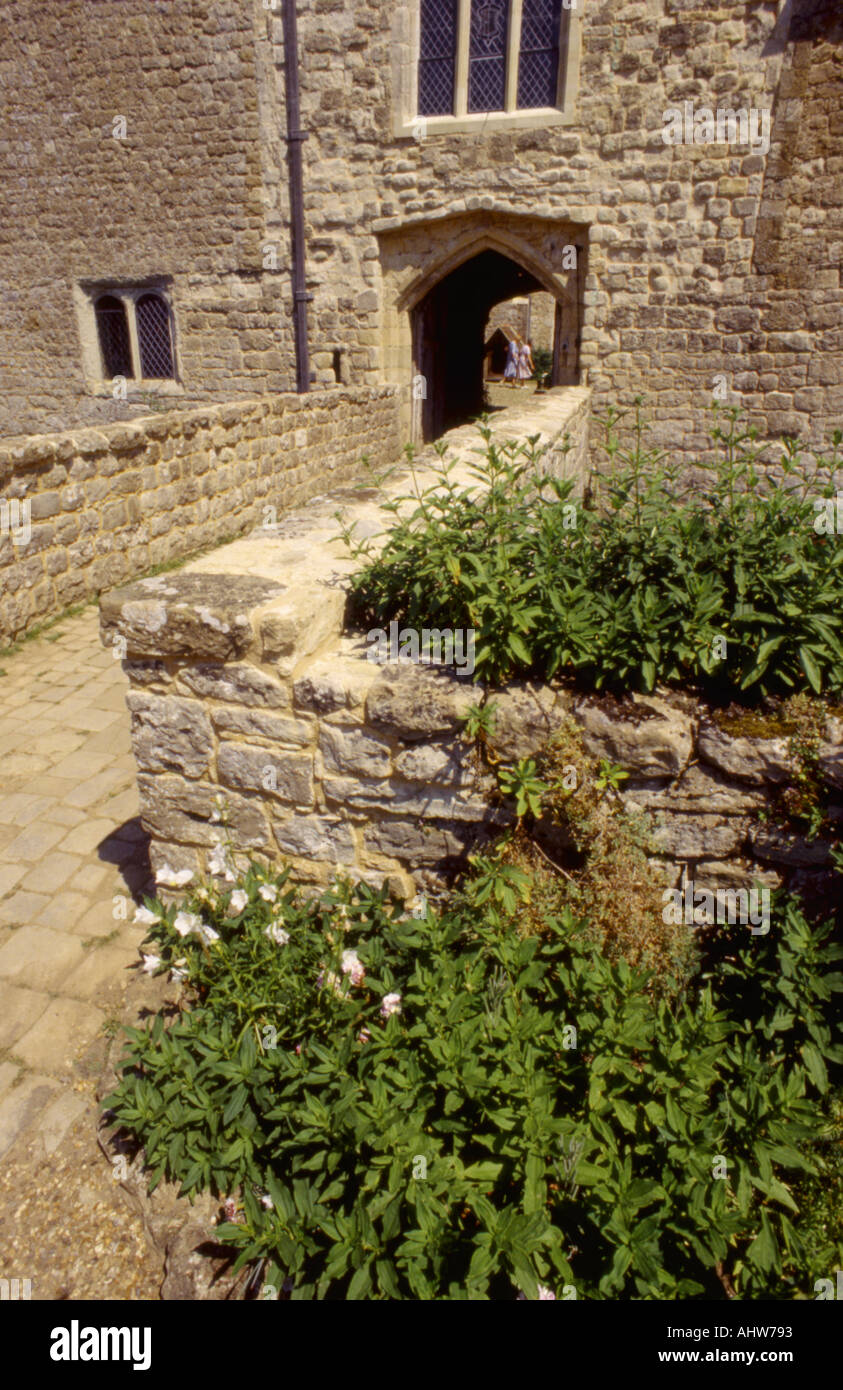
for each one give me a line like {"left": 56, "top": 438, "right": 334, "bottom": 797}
{"left": 95, "top": 294, "right": 133, "bottom": 379}
{"left": 136, "top": 292, "right": 175, "bottom": 379}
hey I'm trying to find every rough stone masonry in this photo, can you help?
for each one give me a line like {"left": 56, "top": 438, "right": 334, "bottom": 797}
{"left": 0, "top": 1, "right": 840, "bottom": 456}
{"left": 101, "top": 392, "right": 843, "bottom": 905}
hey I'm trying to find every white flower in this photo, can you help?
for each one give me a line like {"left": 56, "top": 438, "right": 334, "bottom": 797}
{"left": 156, "top": 864, "right": 194, "bottom": 888}
{"left": 260, "top": 1194, "right": 274, "bottom": 1210}
{"left": 141, "top": 953, "right": 161, "bottom": 975}
{"left": 265, "top": 923, "right": 290, "bottom": 946}
{"left": 537, "top": 1285, "right": 556, "bottom": 1300}
{"left": 197, "top": 922, "right": 221, "bottom": 947}
{"left": 380, "top": 992, "right": 402, "bottom": 1019}
{"left": 134, "top": 905, "right": 161, "bottom": 928}
{"left": 173, "top": 910, "right": 203, "bottom": 938}
{"left": 170, "top": 959, "right": 188, "bottom": 983}
{"left": 229, "top": 889, "right": 249, "bottom": 915}
{"left": 341, "top": 948, "right": 365, "bottom": 987}
{"left": 207, "top": 845, "right": 235, "bottom": 882}
{"left": 259, "top": 883, "right": 278, "bottom": 903}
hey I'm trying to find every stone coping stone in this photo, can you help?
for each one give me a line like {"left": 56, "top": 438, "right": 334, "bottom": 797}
{"left": 101, "top": 572, "right": 287, "bottom": 661}
{"left": 99, "top": 389, "right": 591, "bottom": 670}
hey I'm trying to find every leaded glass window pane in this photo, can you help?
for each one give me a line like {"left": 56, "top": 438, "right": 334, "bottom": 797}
{"left": 517, "top": 0, "right": 562, "bottom": 109}
{"left": 136, "top": 293, "right": 175, "bottom": 379}
{"left": 418, "top": 0, "right": 458, "bottom": 116}
{"left": 95, "top": 294, "right": 133, "bottom": 379}
{"left": 468, "top": 0, "right": 509, "bottom": 113}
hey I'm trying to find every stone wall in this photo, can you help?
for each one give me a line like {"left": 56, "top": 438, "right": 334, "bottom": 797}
{"left": 102, "top": 629, "right": 843, "bottom": 906}
{"left": 0, "top": 0, "right": 301, "bottom": 439}
{"left": 297, "top": 0, "right": 843, "bottom": 457}
{"left": 0, "top": 385, "right": 400, "bottom": 646}
{"left": 98, "top": 389, "right": 595, "bottom": 889}
{"left": 3, "top": 2, "right": 840, "bottom": 455}
{"left": 98, "top": 387, "right": 841, "bottom": 908}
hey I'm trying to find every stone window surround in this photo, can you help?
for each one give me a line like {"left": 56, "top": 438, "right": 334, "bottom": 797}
{"left": 74, "top": 278, "right": 183, "bottom": 399}
{"left": 392, "top": 0, "right": 582, "bottom": 137}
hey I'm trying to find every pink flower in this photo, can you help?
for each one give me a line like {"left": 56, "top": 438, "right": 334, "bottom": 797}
{"left": 341, "top": 949, "right": 365, "bottom": 986}
{"left": 380, "top": 992, "right": 402, "bottom": 1019}
{"left": 358, "top": 1028, "right": 371, "bottom": 1044}
{"left": 295, "top": 1043, "right": 302, "bottom": 1055}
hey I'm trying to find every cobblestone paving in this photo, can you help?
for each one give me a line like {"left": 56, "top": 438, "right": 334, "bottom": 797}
{"left": 0, "top": 605, "right": 165, "bottom": 1298}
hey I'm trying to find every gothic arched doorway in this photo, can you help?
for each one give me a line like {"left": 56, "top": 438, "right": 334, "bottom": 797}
{"left": 410, "top": 247, "right": 580, "bottom": 442}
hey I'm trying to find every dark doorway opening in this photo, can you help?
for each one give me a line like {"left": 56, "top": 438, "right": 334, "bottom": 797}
{"left": 411, "top": 247, "right": 580, "bottom": 442}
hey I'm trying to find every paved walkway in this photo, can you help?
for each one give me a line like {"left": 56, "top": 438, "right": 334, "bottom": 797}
{"left": 0, "top": 606, "right": 164, "bottom": 1298}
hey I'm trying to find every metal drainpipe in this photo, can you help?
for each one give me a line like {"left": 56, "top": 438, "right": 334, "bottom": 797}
{"left": 282, "top": 0, "right": 311, "bottom": 393}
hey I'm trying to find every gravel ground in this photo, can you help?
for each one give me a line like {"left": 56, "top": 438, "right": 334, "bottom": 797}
{"left": 0, "top": 1084, "right": 164, "bottom": 1301}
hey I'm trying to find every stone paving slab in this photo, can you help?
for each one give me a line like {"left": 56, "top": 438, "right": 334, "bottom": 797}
{"left": 0, "top": 605, "right": 164, "bottom": 1298}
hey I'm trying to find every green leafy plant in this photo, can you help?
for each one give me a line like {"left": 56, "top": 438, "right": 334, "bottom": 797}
{"left": 594, "top": 759, "right": 630, "bottom": 795}
{"left": 344, "top": 407, "right": 843, "bottom": 701}
{"left": 531, "top": 346, "right": 553, "bottom": 386}
{"left": 104, "top": 847, "right": 843, "bottom": 1301}
{"left": 496, "top": 757, "right": 548, "bottom": 821}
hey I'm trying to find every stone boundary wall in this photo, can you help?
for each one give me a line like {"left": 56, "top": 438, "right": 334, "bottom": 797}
{"left": 99, "top": 390, "right": 596, "bottom": 889}
{"left": 98, "top": 385, "right": 842, "bottom": 908}
{"left": 0, "top": 386, "right": 401, "bottom": 647}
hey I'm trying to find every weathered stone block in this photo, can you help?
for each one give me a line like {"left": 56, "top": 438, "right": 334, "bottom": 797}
{"left": 697, "top": 721, "right": 794, "bottom": 785}
{"left": 749, "top": 827, "right": 831, "bottom": 867}
{"left": 694, "top": 859, "right": 781, "bottom": 891}
{"left": 362, "top": 818, "right": 476, "bottom": 866}
{"left": 100, "top": 573, "right": 284, "bottom": 660}
{"left": 651, "top": 814, "right": 749, "bottom": 860}
{"left": 259, "top": 588, "right": 345, "bottom": 674}
{"left": 621, "top": 764, "right": 765, "bottom": 815}
{"left": 323, "top": 775, "right": 505, "bottom": 824}
{"left": 127, "top": 693, "right": 213, "bottom": 779}
{"left": 177, "top": 661, "right": 290, "bottom": 708}
{"left": 218, "top": 741, "right": 314, "bottom": 805}
{"left": 487, "top": 684, "right": 567, "bottom": 761}
{"left": 392, "top": 741, "right": 471, "bottom": 785}
{"left": 366, "top": 665, "right": 475, "bottom": 742}
{"left": 212, "top": 705, "right": 314, "bottom": 746}
{"left": 138, "top": 775, "right": 270, "bottom": 851}
{"left": 293, "top": 645, "right": 379, "bottom": 713}
{"left": 273, "top": 815, "right": 355, "bottom": 863}
{"left": 573, "top": 693, "right": 693, "bottom": 776}
{"left": 318, "top": 725, "right": 392, "bottom": 777}
{"left": 820, "top": 717, "right": 843, "bottom": 788}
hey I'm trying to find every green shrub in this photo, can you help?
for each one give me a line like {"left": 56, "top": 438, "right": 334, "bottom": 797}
{"left": 531, "top": 346, "right": 553, "bottom": 384}
{"left": 344, "top": 406, "right": 843, "bottom": 700}
{"left": 105, "top": 853, "right": 842, "bottom": 1300}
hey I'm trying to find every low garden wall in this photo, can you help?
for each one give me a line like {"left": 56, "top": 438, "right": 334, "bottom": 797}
{"left": 99, "top": 388, "right": 843, "bottom": 909}
{"left": 0, "top": 385, "right": 401, "bottom": 645}
{"left": 99, "top": 389, "right": 601, "bottom": 889}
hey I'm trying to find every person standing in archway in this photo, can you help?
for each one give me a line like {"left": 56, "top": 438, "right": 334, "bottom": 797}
{"left": 517, "top": 338, "right": 535, "bottom": 388}
{"left": 504, "top": 332, "right": 520, "bottom": 387}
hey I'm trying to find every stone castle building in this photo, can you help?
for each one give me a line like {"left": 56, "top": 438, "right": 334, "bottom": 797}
{"left": 1, "top": 0, "right": 841, "bottom": 454}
